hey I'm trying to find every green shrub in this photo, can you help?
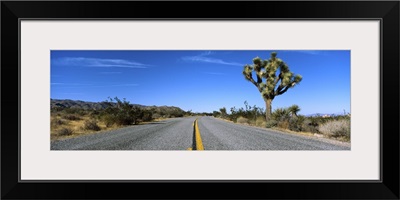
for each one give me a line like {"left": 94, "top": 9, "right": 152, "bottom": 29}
{"left": 141, "top": 110, "right": 153, "bottom": 122}
{"left": 229, "top": 116, "right": 238, "bottom": 123}
{"left": 318, "top": 119, "right": 350, "bottom": 139}
{"left": 58, "top": 128, "right": 73, "bottom": 136}
{"left": 265, "top": 119, "right": 278, "bottom": 128}
{"left": 255, "top": 116, "right": 266, "bottom": 127}
{"left": 101, "top": 114, "right": 116, "bottom": 127}
{"left": 272, "top": 108, "right": 290, "bottom": 121}
{"left": 228, "top": 102, "right": 265, "bottom": 124}
{"left": 212, "top": 111, "right": 221, "bottom": 118}
{"left": 101, "top": 97, "right": 143, "bottom": 125}
{"left": 84, "top": 120, "right": 101, "bottom": 131}
{"left": 288, "top": 116, "right": 305, "bottom": 132}
{"left": 168, "top": 109, "right": 184, "bottom": 118}
{"left": 301, "top": 118, "right": 320, "bottom": 133}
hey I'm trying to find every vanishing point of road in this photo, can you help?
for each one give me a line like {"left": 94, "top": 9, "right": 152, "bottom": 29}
{"left": 51, "top": 116, "right": 350, "bottom": 150}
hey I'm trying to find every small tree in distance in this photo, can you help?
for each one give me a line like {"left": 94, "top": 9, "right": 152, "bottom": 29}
{"left": 219, "top": 107, "right": 227, "bottom": 119}
{"left": 243, "top": 52, "right": 302, "bottom": 122}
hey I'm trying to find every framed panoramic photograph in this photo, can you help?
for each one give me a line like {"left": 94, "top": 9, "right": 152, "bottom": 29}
{"left": 2, "top": 1, "right": 399, "bottom": 200}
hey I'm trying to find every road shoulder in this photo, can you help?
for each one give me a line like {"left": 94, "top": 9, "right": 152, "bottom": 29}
{"left": 212, "top": 117, "right": 351, "bottom": 148}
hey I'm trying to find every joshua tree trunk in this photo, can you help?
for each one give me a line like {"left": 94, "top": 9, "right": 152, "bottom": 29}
{"left": 265, "top": 98, "right": 272, "bottom": 121}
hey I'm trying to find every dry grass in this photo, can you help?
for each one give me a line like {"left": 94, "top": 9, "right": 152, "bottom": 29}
{"left": 318, "top": 119, "right": 350, "bottom": 141}
{"left": 215, "top": 112, "right": 350, "bottom": 143}
{"left": 277, "top": 120, "right": 290, "bottom": 129}
{"left": 237, "top": 117, "right": 249, "bottom": 124}
{"left": 62, "top": 114, "right": 82, "bottom": 121}
{"left": 272, "top": 127, "right": 316, "bottom": 137}
{"left": 51, "top": 118, "right": 67, "bottom": 126}
{"left": 217, "top": 117, "right": 328, "bottom": 141}
{"left": 50, "top": 112, "right": 168, "bottom": 141}
{"left": 255, "top": 116, "right": 267, "bottom": 128}
{"left": 50, "top": 115, "right": 123, "bottom": 141}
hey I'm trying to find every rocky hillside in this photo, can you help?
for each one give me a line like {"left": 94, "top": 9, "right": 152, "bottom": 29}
{"left": 50, "top": 99, "right": 185, "bottom": 114}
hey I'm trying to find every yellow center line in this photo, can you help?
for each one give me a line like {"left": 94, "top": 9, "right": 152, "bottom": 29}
{"left": 194, "top": 118, "right": 204, "bottom": 150}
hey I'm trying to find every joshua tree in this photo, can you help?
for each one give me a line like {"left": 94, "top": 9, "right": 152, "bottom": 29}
{"left": 243, "top": 52, "right": 302, "bottom": 122}
{"left": 288, "top": 104, "right": 301, "bottom": 117}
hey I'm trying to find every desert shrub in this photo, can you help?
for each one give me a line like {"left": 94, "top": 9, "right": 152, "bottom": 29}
{"left": 301, "top": 119, "right": 317, "bottom": 133}
{"left": 58, "top": 128, "right": 73, "bottom": 136}
{"left": 247, "top": 119, "right": 256, "bottom": 125}
{"left": 169, "top": 109, "right": 184, "bottom": 118}
{"left": 90, "top": 110, "right": 101, "bottom": 117}
{"left": 51, "top": 118, "right": 66, "bottom": 126}
{"left": 301, "top": 118, "right": 320, "bottom": 133}
{"left": 277, "top": 120, "right": 290, "bottom": 129}
{"left": 101, "top": 114, "right": 116, "bottom": 127}
{"left": 62, "top": 107, "right": 87, "bottom": 115}
{"left": 212, "top": 111, "right": 221, "bottom": 118}
{"left": 219, "top": 107, "right": 228, "bottom": 119}
{"left": 100, "top": 97, "right": 144, "bottom": 125}
{"left": 163, "top": 114, "right": 171, "bottom": 118}
{"left": 141, "top": 110, "right": 153, "bottom": 122}
{"left": 258, "top": 121, "right": 267, "bottom": 128}
{"left": 272, "top": 108, "right": 291, "bottom": 122}
{"left": 255, "top": 116, "right": 266, "bottom": 127}
{"left": 63, "top": 114, "right": 81, "bottom": 121}
{"left": 288, "top": 116, "right": 305, "bottom": 132}
{"left": 229, "top": 116, "right": 238, "bottom": 123}
{"left": 83, "top": 120, "right": 101, "bottom": 131}
{"left": 318, "top": 119, "right": 350, "bottom": 139}
{"left": 228, "top": 102, "right": 264, "bottom": 124}
{"left": 265, "top": 119, "right": 278, "bottom": 128}
{"left": 237, "top": 116, "right": 249, "bottom": 124}
{"left": 152, "top": 113, "right": 161, "bottom": 119}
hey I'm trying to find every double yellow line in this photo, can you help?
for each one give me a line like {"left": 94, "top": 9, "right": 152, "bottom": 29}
{"left": 188, "top": 118, "right": 204, "bottom": 150}
{"left": 193, "top": 119, "right": 204, "bottom": 150}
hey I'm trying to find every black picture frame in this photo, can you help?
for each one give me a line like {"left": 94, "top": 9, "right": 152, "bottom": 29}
{"left": 2, "top": 1, "right": 399, "bottom": 199}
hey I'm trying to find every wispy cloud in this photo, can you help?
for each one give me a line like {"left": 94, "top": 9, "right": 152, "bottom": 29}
{"left": 53, "top": 57, "right": 149, "bottom": 68}
{"left": 51, "top": 83, "right": 92, "bottom": 86}
{"left": 51, "top": 82, "right": 139, "bottom": 88}
{"left": 99, "top": 72, "right": 123, "bottom": 74}
{"left": 288, "top": 50, "right": 325, "bottom": 55}
{"left": 107, "top": 84, "right": 139, "bottom": 87}
{"left": 203, "top": 72, "right": 226, "bottom": 75}
{"left": 182, "top": 51, "right": 243, "bottom": 66}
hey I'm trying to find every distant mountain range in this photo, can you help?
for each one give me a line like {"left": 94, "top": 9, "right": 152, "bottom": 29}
{"left": 50, "top": 99, "right": 185, "bottom": 113}
{"left": 305, "top": 113, "right": 350, "bottom": 117}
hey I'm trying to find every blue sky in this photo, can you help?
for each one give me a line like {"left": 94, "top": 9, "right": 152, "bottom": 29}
{"left": 51, "top": 50, "right": 350, "bottom": 115}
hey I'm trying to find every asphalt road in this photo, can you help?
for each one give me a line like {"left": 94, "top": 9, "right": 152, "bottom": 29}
{"left": 51, "top": 116, "right": 350, "bottom": 150}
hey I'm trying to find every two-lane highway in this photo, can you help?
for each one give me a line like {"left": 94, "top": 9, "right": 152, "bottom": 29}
{"left": 51, "top": 116, "right": 350, "bottom": 150}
